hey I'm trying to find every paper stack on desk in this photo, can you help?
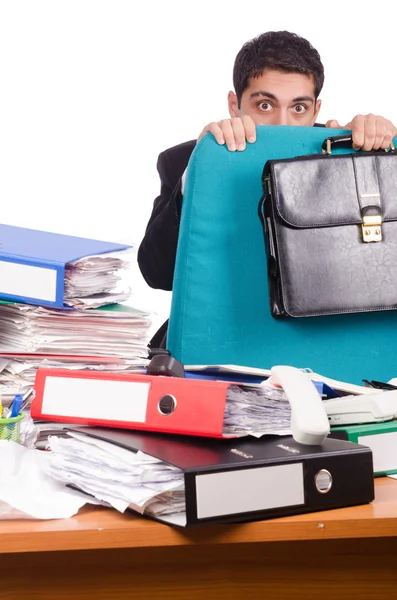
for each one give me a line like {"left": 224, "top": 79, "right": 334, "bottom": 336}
{"left": 0, "top": 303, "right": 151, "bottom": 358}
{"left": 46, "top": 432, "right": 186, "bottom": 518}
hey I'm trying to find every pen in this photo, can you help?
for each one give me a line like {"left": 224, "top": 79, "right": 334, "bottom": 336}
{"left": 362, "top": 379, "right": 397, "bottom": 391}
{"left": 8, "top": 394, "right": 23, "bottom": 419}
{"left": 20, "top": 388, "right": 35, "bottom": 411}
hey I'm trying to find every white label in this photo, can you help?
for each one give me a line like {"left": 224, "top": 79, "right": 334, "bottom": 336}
{"left": 42, "top": 376, "right": 150, "bottom": 423}
{"left": 0, "top": 260, "right": 57, "bottom": 302}
{"left": 195, "top": 462, "right": 304, "bottom": 519}
{"left": 358, "top": 431, "right": 397, "bottom": 472}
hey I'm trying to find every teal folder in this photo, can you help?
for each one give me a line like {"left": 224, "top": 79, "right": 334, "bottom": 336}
{"left": 329, "top": 420, "right": 397, "bottom": 476}
{"left": 167, "top": 126, "right": 397, "bottom": 384}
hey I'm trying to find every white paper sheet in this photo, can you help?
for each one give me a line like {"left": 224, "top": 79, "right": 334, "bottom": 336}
{"left": 0, "top": 440, "right": 100, "bottom": 519}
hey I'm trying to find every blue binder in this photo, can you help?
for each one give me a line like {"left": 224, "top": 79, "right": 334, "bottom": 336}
{"left": 0, "top": 224, "right": 131, "bottom": 308}
{"left": 167, "top": 126, "right": 397, "bottom": 384}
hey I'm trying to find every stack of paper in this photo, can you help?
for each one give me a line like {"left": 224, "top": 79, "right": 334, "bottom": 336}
{"left": 65, "top": 250, "right": 133, "bottom": 309}
{"left": 223, "top": 383, "right": 292, "bottom": 437}
{"left": 46, "top": 432, "right": 185, "bottom": 518}
{"left": 34, "top": 423, "right": 86, "bottom": 450}
{"left": 0, "top": 302, "right": 151, "bottom": 358}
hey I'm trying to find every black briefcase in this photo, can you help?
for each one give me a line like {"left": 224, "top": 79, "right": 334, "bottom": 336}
{"left": 259, "top": 134, "right": 397, "bottom": 318}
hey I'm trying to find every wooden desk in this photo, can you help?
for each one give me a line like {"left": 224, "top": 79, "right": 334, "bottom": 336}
{"left": 0, "top": 477, "right": 397, "bottom": 599}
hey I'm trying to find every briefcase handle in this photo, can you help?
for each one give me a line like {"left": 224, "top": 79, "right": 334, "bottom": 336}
{"left": 321, "top": 134, "right": 396, "bottom": 155}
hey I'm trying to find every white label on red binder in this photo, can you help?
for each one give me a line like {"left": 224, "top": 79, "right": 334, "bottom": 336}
{"left": 0, "top": 260, "right": 57, "bottom": 302}
{"left": 195, "top": 462, "right": 304, "bottom": 519}
{"left": 42, "top": 376, "right": 150, "bottom": 422}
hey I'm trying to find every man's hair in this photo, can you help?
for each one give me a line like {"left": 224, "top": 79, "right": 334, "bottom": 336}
{"left": 233, "top": 31, "right": 324, "bottom": 106}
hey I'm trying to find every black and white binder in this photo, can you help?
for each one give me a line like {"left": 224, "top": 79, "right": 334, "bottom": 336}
{"left": 71, "top": 427, "right": 374, "bottom": 526}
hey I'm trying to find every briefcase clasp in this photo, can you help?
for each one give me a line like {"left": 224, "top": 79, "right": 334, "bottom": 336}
{"left": 361, "top": 213, "right": 382, "bottom": 243}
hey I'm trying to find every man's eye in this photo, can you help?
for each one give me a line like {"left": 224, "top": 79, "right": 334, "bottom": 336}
{"left": 293, "top": 104, "right": 307, "bottom": 114}
{"left": 258, "top": 101, "right": 273, "bottom": 111}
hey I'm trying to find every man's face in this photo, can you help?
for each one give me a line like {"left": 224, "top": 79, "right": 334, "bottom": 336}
{"left": 228, "top": 69, "right": 321, "bottom": 126}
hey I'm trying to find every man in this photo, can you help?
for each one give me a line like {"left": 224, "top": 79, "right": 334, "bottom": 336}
{"left": 138, "top": 30, "right": 396, "bottom": 346}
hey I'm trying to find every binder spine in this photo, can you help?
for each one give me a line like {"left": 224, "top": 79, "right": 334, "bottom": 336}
{"left": 0, "top": 257, "right": 65, "bottom": 308}
{"left": 184, "top": 472, "right": 198, "bottom": 525}
{"left": 191, "top": 462, "right": 305, "bottom": 524}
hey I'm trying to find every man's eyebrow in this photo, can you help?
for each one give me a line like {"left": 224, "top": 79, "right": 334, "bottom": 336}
{"left": 250, "top": 91, "right": 278, "bottom": 100}
{"left": 292, "top": 96, "right": 314, "bottom": 104}
{"left": 249, "top": 91, "right": 314, "bottom": 103}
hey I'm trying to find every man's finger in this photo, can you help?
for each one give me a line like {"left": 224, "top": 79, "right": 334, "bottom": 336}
{"left": 231, "top": 118, "right": 247, "bottom": 151}
{"left": 360, "top": 114, "right": 377, "bottom": 151}
{"left": 379, "top": 132, "right": 394, "bottom": 151}
{"left": 242, "top": 115, "right": 256, "bottom": 143}
{"left": 350, "top": 115, "right": 365, "bottom": 150}
{"left": 373, "top": 122, "right": 387, "bottom": 150}
{"left": 218, "top": 120, "right": 236, "bottom": 151}
{"left": 376, "top": 120, "right": 396, "bottom": 150}
{"left": 325, "top": 119, "right": 341, "bottom": 128}
{"left": 207, "top": 122, "right": 226, "bottom": 145}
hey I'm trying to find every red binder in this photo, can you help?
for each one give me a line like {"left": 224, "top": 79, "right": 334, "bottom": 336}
{"left": 31, "top": 368, "right": 239, "bottom": 438}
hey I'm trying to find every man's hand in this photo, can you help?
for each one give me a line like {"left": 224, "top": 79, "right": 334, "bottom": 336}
{"left": 197, "top": 116, "right": 256, "bottom": 151}
{"left": 325, "top": 114, "right": 396, "bottom": 151}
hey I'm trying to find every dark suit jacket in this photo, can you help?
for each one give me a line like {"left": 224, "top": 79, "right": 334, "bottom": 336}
{"left": 138, "top": 140, "right": 196, "bottom": 292}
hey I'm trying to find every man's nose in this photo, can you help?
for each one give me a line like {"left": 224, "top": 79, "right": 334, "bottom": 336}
{"left": 273, "top": 109, "right": 290, "bottom": 126}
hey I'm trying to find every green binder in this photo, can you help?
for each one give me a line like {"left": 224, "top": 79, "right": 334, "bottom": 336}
{"left": 329, "top": 420, "right": 397, "bottom": 476}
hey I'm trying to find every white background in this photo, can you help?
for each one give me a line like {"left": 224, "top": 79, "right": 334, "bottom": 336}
{"left": 0, "top": 0, "right": 395, "bottom": 331}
